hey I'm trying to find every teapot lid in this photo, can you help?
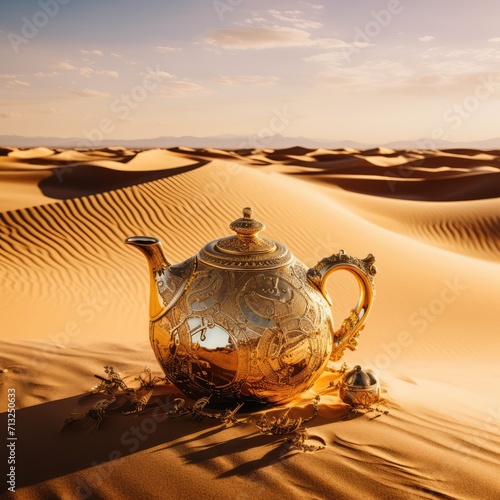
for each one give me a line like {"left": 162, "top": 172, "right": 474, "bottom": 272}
{"left": 198, "top": 207, "right": 293, "bottom": 270}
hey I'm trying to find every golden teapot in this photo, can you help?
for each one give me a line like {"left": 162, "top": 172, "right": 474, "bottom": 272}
{"left": 126, "top": 207, "right": 376, "bottom": 406}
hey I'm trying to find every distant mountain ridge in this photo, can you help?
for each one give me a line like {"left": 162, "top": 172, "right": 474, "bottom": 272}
{"left": 1, "top": 134, "right": 500, "bottom": 150}
{"left": 0, "top": 134, "right": 369, "bottom": 150}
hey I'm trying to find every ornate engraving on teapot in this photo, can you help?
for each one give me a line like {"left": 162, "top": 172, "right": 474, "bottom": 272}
{"left": 126, "top": 207, "right": 376, "bottom": 406}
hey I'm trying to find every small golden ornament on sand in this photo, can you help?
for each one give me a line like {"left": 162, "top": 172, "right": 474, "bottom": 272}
{"left": 126, "top": 207, "right": 377, "bottom": 406}
{"left": 339, "top": 365, "right": 388, "bottom": 417}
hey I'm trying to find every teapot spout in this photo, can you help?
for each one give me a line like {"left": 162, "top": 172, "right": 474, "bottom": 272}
{"left": 125, "top": 236, "right": 171, "bottom": 319}
{"left": 125, "top": 236, "right": 171, "bottom": 270}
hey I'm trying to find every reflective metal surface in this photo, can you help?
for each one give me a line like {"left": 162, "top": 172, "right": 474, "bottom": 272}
{"left": 126, "top": 207, "right": 377, "bottom": 406}
{"left": 339, "top": 365, "right": 381, "bottom": 408}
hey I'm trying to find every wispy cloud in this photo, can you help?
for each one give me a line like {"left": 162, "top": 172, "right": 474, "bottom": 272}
{"left": 0, "top": 74, "right": 31, "bottom": 88}
{"left": 304, "top": 52, "right": 348, "bottom": 64}
{"left": 54, "top": 61, "right": 119, "bottom": 77}
{"left": 387, "top": 71, "right": 500, "bottom": 96}
{"left": 205, "top": 26, "right": 356, "bottom": 51}
{"left": 142, "top": 69, "right": 175, "bottom": 79}
{"left": 419, "top": 46, "right": 500, "bottom": 63}
{"left": 488, "top": 37, "right": 500, "bottom": 43}
{"left": 268, "top": 9, "right": 322, "bottom": 29}
{"left": 80, "top": 49, "right": 103, "bottom": 56}
{"left": 0, "top": 111, "right": 22, "bottom": 119}
{"left": 428, "top": 60, "right": 486, "bottom": 75}
{"left": 71, "top": 88, "right": 110, "bottom": 98}
{"left": 34, "top": 71, "right": 59, "bottom": 77}
{"left": 315, "top": 59, "right": 411, "bottom": 91}
{"left": 98, "top": 70, "right": 119, "bottom": 78}
{"left": 139, "top": 68, "right": 204, "bottom": 97}
{"left": 243, "top": 17, "right": 267, "bottom": 25}
{"left": 79, "top": 67, "right": 119, "bottom": 78}
{"left": 79, "top": 67, "right": 93, "bottom": 77}
{"left": 54, "top": 61, "right": 76, "bottom": 70}
{"left": 308, "top": 43, "right": 500, "bottom": 98}
{"left": 157, "top": 80, "right": 206, "bottom": 97}
{"left": 5, "top": 79, "right": 31, "bottom": 88}
{"left": 155, "top": 46, "right": 181, "bottom": 53}
{"left": 418, "top": 35, "right": 435, "bottom": 42}
{"left": 301, "top": 2, "right": 324, "bottom": 9}
{"left": 205, "top": 26, "right": 314, "bottom": 50}
{"left": 214, "top": 75, "right": 279, "bottom": 86}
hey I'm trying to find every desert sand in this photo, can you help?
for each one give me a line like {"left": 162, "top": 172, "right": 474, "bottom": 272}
{"left": 1, "top": 145, "right": 500, "bottom": 499}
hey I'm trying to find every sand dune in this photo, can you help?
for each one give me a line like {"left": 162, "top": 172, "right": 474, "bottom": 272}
{"left": 324, "top": 189, "right": 500, "bottom": 262}
{"left": 1, "top": 146, "right": 499, "bottom": 499}
{"left": 7, "top": 147, "right": 55, "bottom": 159}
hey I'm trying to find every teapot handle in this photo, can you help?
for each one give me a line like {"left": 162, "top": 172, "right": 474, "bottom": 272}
{"left": 307, "top": 250, "right": 377, "bottom": 361}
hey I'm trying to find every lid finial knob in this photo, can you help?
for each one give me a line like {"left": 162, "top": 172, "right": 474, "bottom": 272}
{"left": 229, "top": 206, "right": 265, "bottom": 239}
{"left": 243, "top": 207, "right": 253, "bottom": 218}
{"left": 214, "top": 206, "right": 276, "bottom": 255}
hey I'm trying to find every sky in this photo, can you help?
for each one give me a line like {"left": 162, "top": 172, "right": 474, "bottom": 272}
{"left": 1, "top": 0, "right": 500, "bottom": 144}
